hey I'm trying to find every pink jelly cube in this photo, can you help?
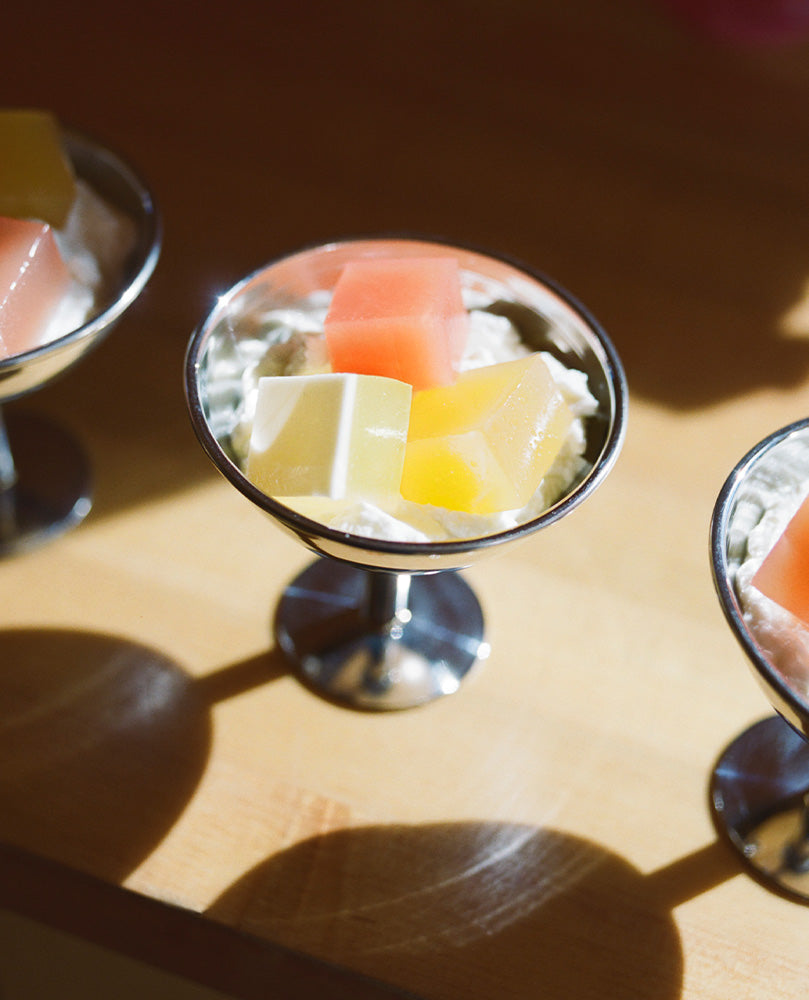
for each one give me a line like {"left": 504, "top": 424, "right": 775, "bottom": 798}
{"left": 753, "top": 492, "right": 809, "bottom": 627}
{"left": 323, "top": 257, "right": 469, "bottom": 390}
{"left": 0, "top": 216, "right": 72, "bottom": 360}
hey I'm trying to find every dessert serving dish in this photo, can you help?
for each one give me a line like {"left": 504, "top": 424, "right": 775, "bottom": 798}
{"left": 185, "top": 238, "right": 627, "bottom": 710}
{"left": 711, "top": 417, "right": 809, "bottom": 901}
{"left": 0, "top": 127, "right": 161, "bottom": 555}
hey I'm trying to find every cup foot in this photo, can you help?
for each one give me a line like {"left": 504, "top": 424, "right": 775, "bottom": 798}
{"left": 711, "top": 714, "right": 809, "bottom": 902}
{"left": 275, "top": 559, "right": 489, "bottom": 710}
{"left": 0, "top": 410, "right": 92, "bottom": 557}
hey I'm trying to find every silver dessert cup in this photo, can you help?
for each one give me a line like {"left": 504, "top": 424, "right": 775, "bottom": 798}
{"left": 0, "top": 127, "right": 161, "bottom": 555}
{"left": 185, "top": 238, "right": 627, "bottom": 710}
{"left": 711, "top": 417, "right": 809, "bottom": 901}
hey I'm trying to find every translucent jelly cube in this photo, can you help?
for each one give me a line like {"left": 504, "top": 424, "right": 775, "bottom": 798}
{"left": 400, "top": 353, "right": 573, "bottom": 514}
{"left": 0, "top": 216, "right": 72, "bottom": 360}
{"left": 271, "top": 495, "right": 447, "bottom": 542}
{"left": 753, "top": 492, "right": 809, "bottom": 627}
{"left": 323, "top": 257, "right": 469, "bottom": 390}
{"left": 246, "top": 372, "right": 412, "bottom": 501}
{"left": 0, "top": 110, "right": 76, "bottom": 228}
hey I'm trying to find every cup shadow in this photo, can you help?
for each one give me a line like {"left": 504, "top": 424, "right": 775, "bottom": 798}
{"left": 0, "top": 627, "right": 305, "bottom": 886}
{"left": 207, "top": 821, "right": 737, "bottom": 1000}
{"left": 0, "top": 627, "right": 212, "bottom": 883}
{"left": 0, "top": 625, "right": 745, "bottom": 998}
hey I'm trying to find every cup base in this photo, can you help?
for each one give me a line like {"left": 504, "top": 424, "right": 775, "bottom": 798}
{"left": 711, "top": 714, "right": 809, "bottom": 902}
{"left": 0, "top": 409, "right": 92, "bottom": 557}
{"left": 275, "top": 559, "right": 489, "bottom": 710}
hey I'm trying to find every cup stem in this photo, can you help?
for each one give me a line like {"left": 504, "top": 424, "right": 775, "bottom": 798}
{"left": 0, "top": 406, "right": 18, "bottom": 492}
{"left": 275, "top": 560, "right": 486, "bottom": 709}
{"left": 364, "top": 571, "right": 412, "bottom": 630}
{"left": 0, "top": 406, "right": 18, "bottom": 542}
{"left": 783, "top": 793, "right": 809, "bottom": 874}
{"left": 0, "top": 409, "right": 93, "bottom": 557}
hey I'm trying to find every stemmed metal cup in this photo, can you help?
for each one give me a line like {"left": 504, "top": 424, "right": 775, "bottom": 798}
{"left": 711, "top": 417, "right": 809, "bottom": 901}
{"left": 185, "top": 238, "right": 627, "bottom": 710}
{"left": 0, "top": 128, "right": 161, "bottom": 556}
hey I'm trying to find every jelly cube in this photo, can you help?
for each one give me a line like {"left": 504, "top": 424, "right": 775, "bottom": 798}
{"left": 323, "top": 257, "right": 469, "bottom": 390}
{"left": 270, "top": 495, "right": 447, "bottom": 542}
{"left": 400, "top": 353, "right": 573, "bottom": 514}
{"left": 246, "top": 372, "right": 412, "bottom": 500}
{"left": 0, "top": 110, "right": 76, "bottom": 228}
{"left": 753, "top": 492, "right": 809, "bottom": 627}
{"left": 0, "top": 216, "right": 73, "bottom": 360}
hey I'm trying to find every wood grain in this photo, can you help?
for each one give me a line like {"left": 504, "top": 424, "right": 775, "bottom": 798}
{"left": 2, "top": 1, "right": 809, "bottom": 996}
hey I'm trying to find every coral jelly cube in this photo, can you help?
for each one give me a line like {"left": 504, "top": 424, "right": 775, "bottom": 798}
{"left": 753, "top": 493, "right": 809, "bottom": 627}
{"left": 0, "top": 216, "right": 72, "bottom": 360}
{"left": 323, "top": 257, "right": 469, "bottom": 391}
{"left": 246, "top": 372, "right": 412, "bottom": 501}
{"left": 400, "top": 353, "right": 573, "bottom": 514}
{"left": 0, "top": 109, "right": 76, "bottom": 228}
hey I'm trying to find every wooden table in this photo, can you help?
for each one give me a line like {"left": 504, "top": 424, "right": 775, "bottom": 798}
{"left": 3, "top": 2, "right": 809, "bottom": 996}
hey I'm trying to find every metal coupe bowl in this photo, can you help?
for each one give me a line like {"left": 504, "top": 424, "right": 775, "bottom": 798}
{"left": 0, "top": 126, "right": 162, "bottom": 402}
{"left": 709, "top": 418, "right": 809, "bottom": 901}
{"left": 185, "top": 237, "right": 628, "bottom": 575}
{"left": 711, "top": 417, "right": 809, "bottom": 737}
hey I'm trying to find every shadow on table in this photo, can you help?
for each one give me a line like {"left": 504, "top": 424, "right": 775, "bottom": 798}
{"left": 0, "top": 626, "right": 748, "bottom": 999}
{"left": 0, "top": 628, "right": 213, "bottom": 883}
{"left": 207, "top": 820, "right": 738, "bottom": 1000}
{"left": 0, "top": 626, "right": 303, "bottom": 885}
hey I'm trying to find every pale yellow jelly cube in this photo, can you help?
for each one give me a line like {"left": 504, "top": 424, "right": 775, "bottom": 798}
{"left": 401, "top": 353, "right": 573, "bottom": 514}
{"left": 274, "top": 495, "right": 448, "bottom": 541}
{"left": 246, "top": 373, "right": 412, "bottom": 501}
{"left": 271, "top": 495, "right": 361, "bottom": 523}
{"left": 0, "top": 110, "right": 76, "bottom": 228}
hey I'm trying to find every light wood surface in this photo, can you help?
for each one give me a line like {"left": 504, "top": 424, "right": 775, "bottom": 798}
{"left": 3, "top": 2, "right": 809, "bottom": 997}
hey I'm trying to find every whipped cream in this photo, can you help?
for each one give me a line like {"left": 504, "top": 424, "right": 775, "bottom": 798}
{"left": 209, "top": 290, "right": 598, "bottom": 542}
{"left": 40, "top": 179, "right": 136, "bottom": 346}
{"left": 732, "top": 427, "right": 809, "bottom": 691}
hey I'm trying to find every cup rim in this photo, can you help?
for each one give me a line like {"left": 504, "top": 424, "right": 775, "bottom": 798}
{"left": 185, "top": 235, "right": 628, "bottom": 561}
{"left": 0, "top": 125, "right": 162, "bottom": 373}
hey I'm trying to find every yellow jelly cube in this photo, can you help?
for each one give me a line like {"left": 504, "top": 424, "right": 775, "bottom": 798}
{"left": 246, "top": 372, "right": 412, "bottom": 501}
{"left": 400, "top": 353, "right": 573, "bottom": 514}
{"left": 0, "top": 109, "right": 76, "bottom": 228}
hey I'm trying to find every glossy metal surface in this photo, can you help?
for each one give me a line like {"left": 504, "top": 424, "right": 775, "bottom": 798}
{"left": 276, "top": 561, "right": 488, "bottom": 710}
{"left": 0, "top": 411, "right": 91, "bottom": 557}
{"left": 711, "top": 716, "right": 809, "bottom": 902}
{"left": 186, "top": 238, "right": 627, "bottom": 708}
{"left": 186, "top": 238, "right": 627, "bottom": 574}
{"left": 710, "top": 417, "right": 809, "bottom": 900}
{"left": 0, "top": 128, "right": 161, "bottom": 555}
{"left": 0, "top": 129, "right": 162, "bottom": 403}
